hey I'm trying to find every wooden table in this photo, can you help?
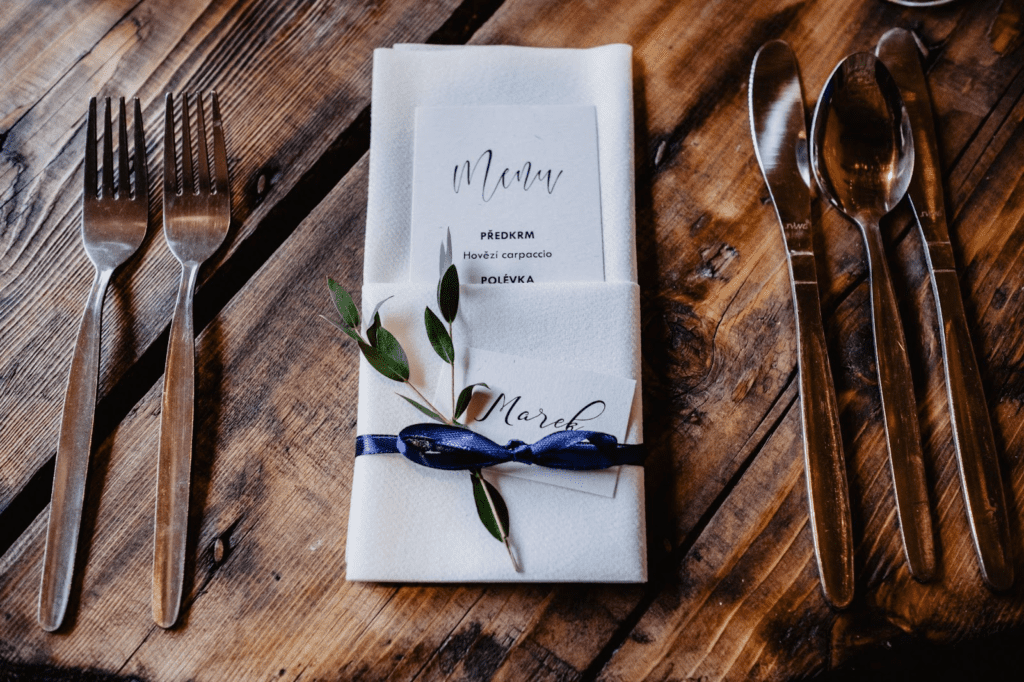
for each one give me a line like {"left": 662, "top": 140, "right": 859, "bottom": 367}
{"left": 2, "top": 0, "right": 1023, "bottom": 679}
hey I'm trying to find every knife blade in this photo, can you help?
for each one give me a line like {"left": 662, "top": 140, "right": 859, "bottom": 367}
{"left": 750, "top": 40, "right": 854, "bottom": 608}
{"left": 877, "top": 28, "right": 1013, "bottom": 590}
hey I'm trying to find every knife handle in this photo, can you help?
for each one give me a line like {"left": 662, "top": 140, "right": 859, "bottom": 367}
{"left": 791, "top": 269, "right": 855, "bottom": 609}
{"left": 930, "top": 268, "right": 1014, "bottom": 589}
{"left": 39, "top": 267, "right": 112, "bottom": 631}
{"left": 154, "top": 263, "right": 198, "bottom": 629}
{"left": 862, "top": 222, "right": 936, "bottom": 581}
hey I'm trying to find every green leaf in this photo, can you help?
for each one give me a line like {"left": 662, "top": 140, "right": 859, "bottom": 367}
{"left": 327, "top": 278, "right": 359, "bottom": 329}
{"left": 364, "top": 296, "right": 392, "bottom": 346}
{"left": 472, "top": 470, "right": 510, "bottom": 542}
{"left": 424, "top": 307, "right": 454, "bottom": 364}
{"left": 319, "top": 314, "right": 361, "bottom": 343}
{"left": 366, "top": 311, "right": 381, "bottom": 347}
{"left": 455, "top": 383, "right": 488, "bottom": 421}
{"left": 357, "top": 333, "right": 409, "bottom": 382}
{"left": 357, "top": 341, "right": 404, "bottom": 381}
{"left": 399, "top": 394, "right": 445, "bottom": 423}
{"left": 438, "top": 264, "right": 459, "bottom": 323}
{"left": 374, "top": 327, "right": 409, "bottom": 378}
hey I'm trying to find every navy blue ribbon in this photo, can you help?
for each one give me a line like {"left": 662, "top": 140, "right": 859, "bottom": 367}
{"left": 356, "top": 423, "right": 644, "bottom": 471}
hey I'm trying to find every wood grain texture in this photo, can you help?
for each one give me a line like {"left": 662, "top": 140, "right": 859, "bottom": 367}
{"left": 0, "top": 0, "right": 464, "bottom": 514}
{"left": 596, "top": 0, "right": 1024, "bottom": 678}
{"left": 1, "top": 0, "right": 1024, "bottom": 680}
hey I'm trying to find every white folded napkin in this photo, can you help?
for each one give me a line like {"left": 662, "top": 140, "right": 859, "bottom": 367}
{"left": 346, "top": 43, "right": 645, "bottom": 582}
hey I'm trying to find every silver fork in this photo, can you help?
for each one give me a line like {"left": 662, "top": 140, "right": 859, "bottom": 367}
{"left": 39, "top": 97, "right": 148, "bottom": 632}
{"left": 154, "top": 92, "right": 230, "bottom": 629}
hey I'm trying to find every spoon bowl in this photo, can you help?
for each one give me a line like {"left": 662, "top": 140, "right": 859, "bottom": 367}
{"left": 885, "top": 0, "right": 956, "bottom": 6}
{"left": 811, "top": 52, "right": 914, "bottom": 225}
{"left": 810, "top": 52, "right": 936, "bottom": 582}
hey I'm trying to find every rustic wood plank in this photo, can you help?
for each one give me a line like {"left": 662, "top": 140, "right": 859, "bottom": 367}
{"left": 598, "top": 166, "right": 1024, "bottom": 677}
{"left": 0, "top": 0, "right": 140, "bottom": 130}
{"left": 0, "top": 0, "right": 468, "bottom": 515}
{"left": 597, "top": 393, "right": 821, "bottom": 682}
{"left": 596, "top": 11, "right": 1024, "bottom": 682}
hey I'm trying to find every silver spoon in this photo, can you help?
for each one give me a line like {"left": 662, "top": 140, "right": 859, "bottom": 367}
{"left": 885, "top": 1, "right": 956, "bottom": 6}
{"left": 811, "top": 53, "right": 935, "bottom": 581}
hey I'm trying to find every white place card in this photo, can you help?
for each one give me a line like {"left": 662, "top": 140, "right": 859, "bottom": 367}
{"left": 409, "top": 105, "right": 605, "bottom": 284}
{"left": 435, "top": 347, "right": 636, "bottom": 497}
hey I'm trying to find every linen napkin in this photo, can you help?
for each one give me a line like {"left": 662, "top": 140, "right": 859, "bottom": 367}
{"left": 346, "top": 43, "right": 645, "bottom": 582}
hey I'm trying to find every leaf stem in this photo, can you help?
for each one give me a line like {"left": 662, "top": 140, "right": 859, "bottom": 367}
{"left": 405, "top": 381, "right": 451, "bottom": 426}
{"left": 472, "top": 469, "right": 519, "bottom": 571}
{"left": 449, "top": 320, "right": 456, "bottom": 423}
{"left": 503, "top": 537, "right": 520, "bottom": 572}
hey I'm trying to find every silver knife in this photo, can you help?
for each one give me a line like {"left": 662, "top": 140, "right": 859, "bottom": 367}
{"left": 877, "top": 28, "right": 1014, "bottom": 590}
{"left": 750, "top": 40, "right": 854, "bottom": 608}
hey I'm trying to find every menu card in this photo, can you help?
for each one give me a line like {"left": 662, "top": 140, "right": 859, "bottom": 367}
{"left": 410, "top": 105, "right": 605, "bottom": 284}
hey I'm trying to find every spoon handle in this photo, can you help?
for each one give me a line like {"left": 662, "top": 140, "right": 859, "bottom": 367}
{"left": 862, "top": 222, "right": 936, "bottom": 581}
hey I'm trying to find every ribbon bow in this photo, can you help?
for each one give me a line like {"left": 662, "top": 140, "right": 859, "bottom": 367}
{"left": 356, "top": 423, "right": 645, "bottom": 471}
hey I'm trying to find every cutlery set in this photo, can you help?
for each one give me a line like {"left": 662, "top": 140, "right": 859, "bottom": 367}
{"left": 750, "top": 30, "right": 1012, "bottom": 607}
{"left": 40, "top": 92, "right": 230, "bottom": 631}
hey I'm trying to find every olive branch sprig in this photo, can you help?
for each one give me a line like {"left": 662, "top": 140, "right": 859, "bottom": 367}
{"left": 323, "top": 232, "right": 518, "bottom": 570}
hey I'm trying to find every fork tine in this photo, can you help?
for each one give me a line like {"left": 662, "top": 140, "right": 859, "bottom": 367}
{"left": 102, "top": 98, "right": 114, "bottom": 198}
{"left": 194, "top": 92, "right": 211, "bottom": 193}
{"left": 85, "top": 98, "right": 97, "bottom": 199}
{"left": 164, "top": 93, "right": 177, "bottom": 198}
{"left": 180, "top": 92, "right": 194, "bottom": 195}
{"left": 210, "top": 92, "right": 229, "bottom": 196}
{"left": 133, "top": 98, "right": 148, "bottom": 202}
{"left": 117, "top": 98, "right": 130, "bottom": 199}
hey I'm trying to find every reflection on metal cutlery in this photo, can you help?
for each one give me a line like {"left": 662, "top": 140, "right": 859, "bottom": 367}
{"left": 877, "top": 27, "right": 1013, "bottom": 590}
{"left": 750, "top": 40, "right": 854, "bottom": 608}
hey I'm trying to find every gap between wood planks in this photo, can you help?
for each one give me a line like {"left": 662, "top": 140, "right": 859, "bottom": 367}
{"left": 0, "top": 0, "right": 507, "bottom": 560}
{"left": 575, "top": 34, "right": 1024, "bottom": 682}
{"left": 578, "top": 373, "right": 800, "bottom": 682}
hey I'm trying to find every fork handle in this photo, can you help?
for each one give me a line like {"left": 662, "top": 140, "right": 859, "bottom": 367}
{"left": 154, "top": 263, "right": 199, "bottom": 629}
{"left": 39, "top": 266, "right": 112, "bottom": 631}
